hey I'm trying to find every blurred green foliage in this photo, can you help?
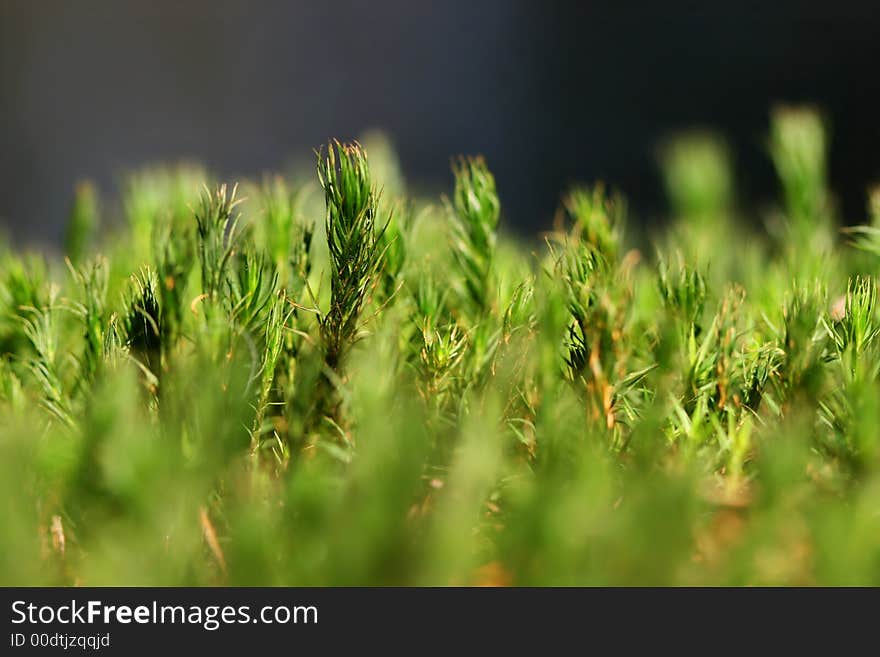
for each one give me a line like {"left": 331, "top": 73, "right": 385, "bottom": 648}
{"left": 3, "top": 110, "right": 880, "bottom": 586}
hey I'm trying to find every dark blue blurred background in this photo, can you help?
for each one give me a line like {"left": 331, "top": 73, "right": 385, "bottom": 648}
{"left": 1, "top": 1, "right": 878, "bottom": 242}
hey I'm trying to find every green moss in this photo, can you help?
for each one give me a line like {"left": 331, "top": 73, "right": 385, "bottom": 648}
{"left": 3, "top": 110, "right": 880, "bottom": 585}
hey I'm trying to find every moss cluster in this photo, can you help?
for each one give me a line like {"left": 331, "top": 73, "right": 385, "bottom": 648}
{"left": 3, "top": 111, "right": 880, "bottom": 585}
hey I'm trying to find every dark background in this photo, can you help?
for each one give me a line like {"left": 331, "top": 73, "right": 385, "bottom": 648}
{"left": 1, "top": 1, "right": 878, "bottom": 243}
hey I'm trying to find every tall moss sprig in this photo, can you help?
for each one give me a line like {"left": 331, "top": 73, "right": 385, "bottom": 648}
{"left": 317, "top": 140, "right": 387, "bottom": 372}
{"left": 376, "top": 204, "right": 410, "bottom": 303}
{"left": 769, "top": 106, "right": 834, "bottom": 268}
{"left": 826, "top": 276, "right": 880, "bottom": 384}
{"left": 152, "top": 219, "right": 193, "bottom": 359}
{"left": 195, "top": 183, "right": 243, "bottom": 305}
{"left": 66, "top": 257, "right": 109, "bottom": 384}
{"left": 251, "top": 292, "right": 295, "bottom": 459}
{"left": 776, "top": 283, "right": 827, "bottom": 399}
{"left": 449, "top": 157, "right": 500, "bottom": 316}
{"left": 123, "top": 267, "right": 162, "bottom": 382}
{"left": 657, "top": 256, "right": 707, "bottom": 338}
{"left": 555, "top": 237, "right": 637, "bottom": 433}
{"left": 659, "top": 132, "right": 733, "bottom": 225}
{"left": 563, "top": 184, "right": 623, "bottom": 263}
{"left": 64, "top": 182, "right": 99, "bottom": 265}
{"left": 229, "top": 243, "right": 279, "bottom": 332}
{"left": 657, "top": 132, "right": 740, "bottom": 284}
{"left": 21, "top": 291, "right": 74, "bottom": 429}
